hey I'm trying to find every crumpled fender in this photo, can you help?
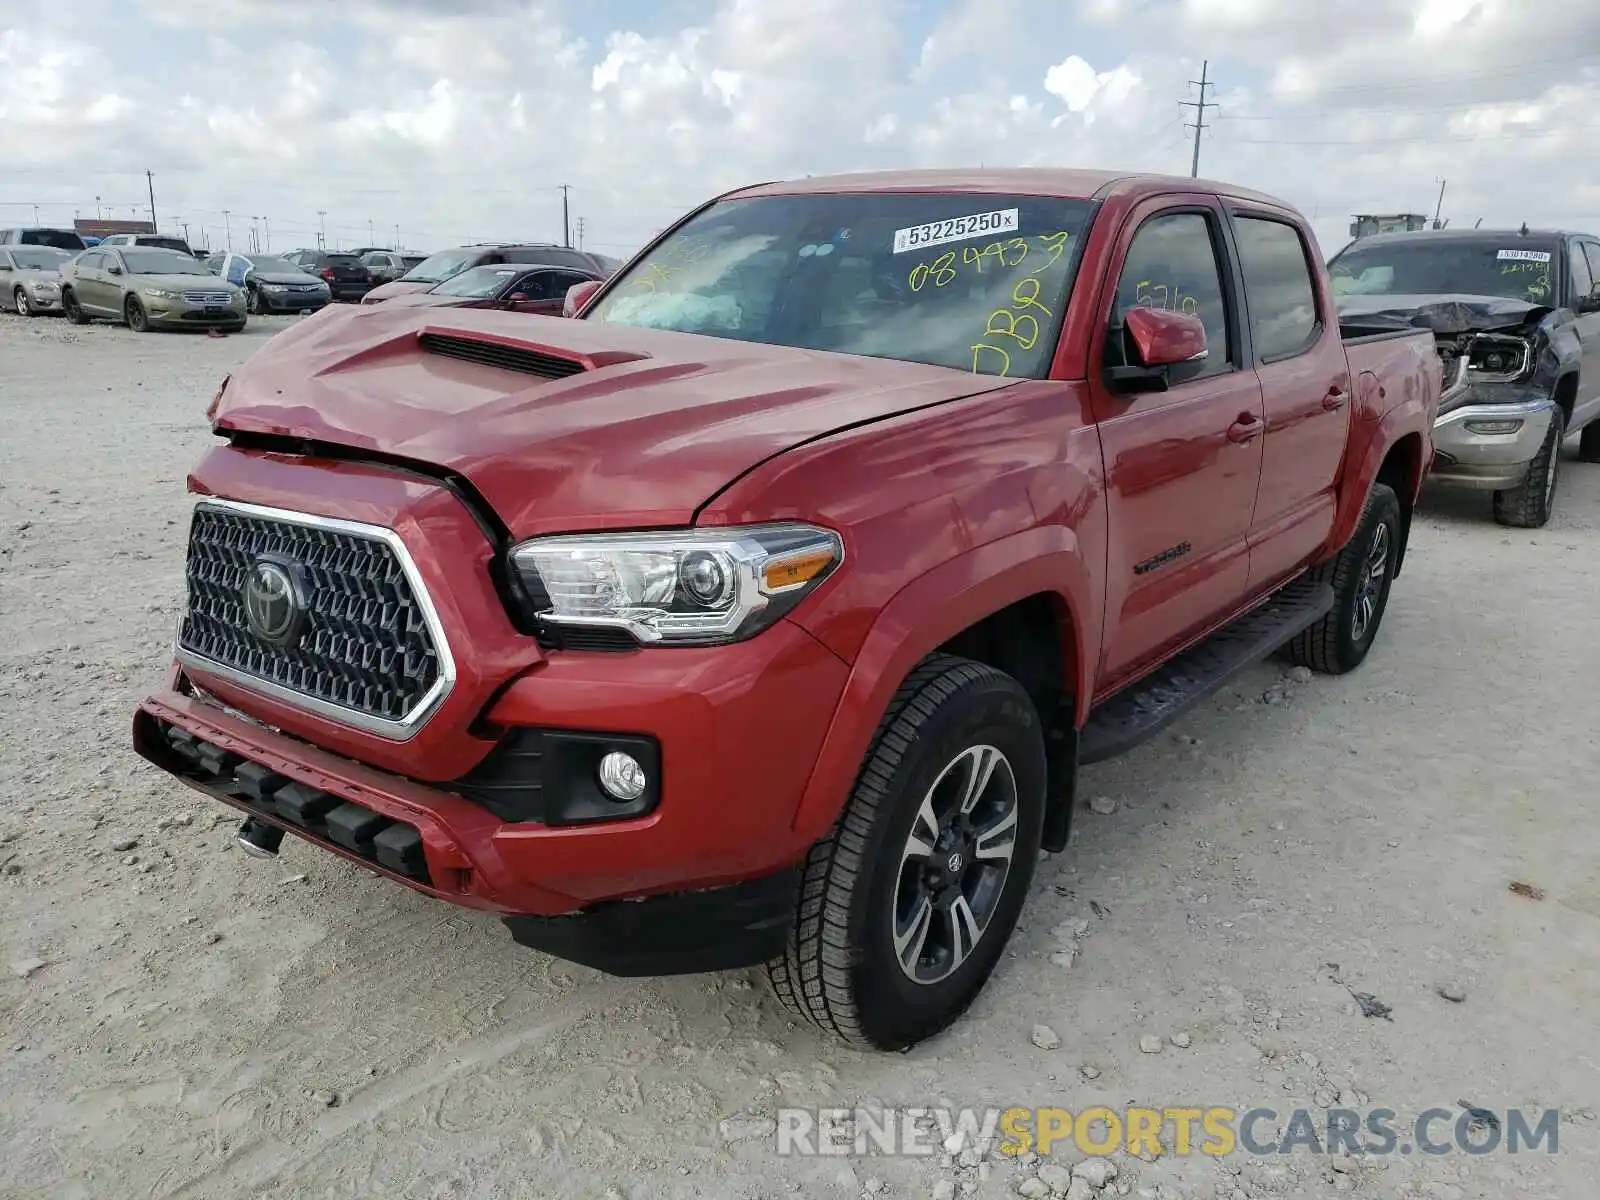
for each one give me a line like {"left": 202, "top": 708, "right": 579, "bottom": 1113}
{"left": 789, "top": 524, "right": 1098, "bottom": 843}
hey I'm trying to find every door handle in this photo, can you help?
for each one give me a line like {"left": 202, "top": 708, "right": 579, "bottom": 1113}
{"left": 1226, "top": 413, "right": 1262, "bottom": 444}
{"left": 1322, "top": 386, "right": 1348, "bottom": 411}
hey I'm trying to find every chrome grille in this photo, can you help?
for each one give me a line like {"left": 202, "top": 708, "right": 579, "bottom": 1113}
{"left": 176, "top": 500, "right": 452, "bottom": 739}
{"left": 182, "top": 289, "right": 233, "bottom": 305}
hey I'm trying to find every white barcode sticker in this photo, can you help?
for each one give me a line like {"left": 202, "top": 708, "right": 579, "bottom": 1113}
{"left": 893, "top": 208, "right": 1020, "bottom": 254}
{"left": 1497, "top": 249, "right": 1550, "bottom": 262}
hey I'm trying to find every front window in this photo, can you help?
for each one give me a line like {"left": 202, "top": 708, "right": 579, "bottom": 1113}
{"left": 583, "top": 192, "right": 1096, "bottom": 378}
{"left": 120, "top": 248, "right": 213, "bottom": 275}
{"left": 401, "top": 249, "right": 478, "bottom": 283}
{"left": 433, "top": 265, "right": 521, "bottom": 298}
{"left": 1328, "top": 238, "right": 1560, "bottom": 305}
{"left": 10, "top": 247, "right": 69, "bottom": 270}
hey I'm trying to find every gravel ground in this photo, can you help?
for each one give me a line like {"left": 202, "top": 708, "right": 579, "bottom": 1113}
{"left": 1, "top": 310, "right": 1597, "bottom": 1200}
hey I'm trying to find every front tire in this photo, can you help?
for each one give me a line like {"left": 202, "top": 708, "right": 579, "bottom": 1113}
{"left": 14, "top": 288, "right": 32, "bottom": 317}
{"left": 125, "top": 295, "right": 150, "bottom": 333}
{"left": 767, "top": 655, "right": 1046, "bottom": 1051}
{"left": 249, "top": 285, "right": 268, "bottom": 315}
{"left": 1492, "top": 406, "right": 1564, "bottom": 528}
{"left": 1285, "top": 482, "right": 1402, "bottom": 675}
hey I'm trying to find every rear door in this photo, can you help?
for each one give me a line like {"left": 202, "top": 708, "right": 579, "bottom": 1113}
{"left": 0, "top": 251, "right": 14, "bottom": 302}
{"left": 1227, "top": 207, "right": 1352, "bottom": 591}
{"left": 1568, "top": 239, "right": 1600, "bottom": 429}
{"left": 74, "top": 250, "right": 111, "bottom": 313}
{"left": 1088, "top": 198, "right": 1266, "bottom": 689}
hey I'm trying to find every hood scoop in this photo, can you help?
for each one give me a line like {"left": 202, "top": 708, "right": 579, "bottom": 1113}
{"left": 417, "top": 331, "right": 589, "bottom": 380}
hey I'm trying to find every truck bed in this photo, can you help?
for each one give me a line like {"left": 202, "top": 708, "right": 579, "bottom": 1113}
{"left": 1341, "top": 324, "right": 1440, "bottom": 399}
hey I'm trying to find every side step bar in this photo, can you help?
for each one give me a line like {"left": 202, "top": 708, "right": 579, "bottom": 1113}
{"left": 1078, "top": 574, "right": 1335, "bottom": 765}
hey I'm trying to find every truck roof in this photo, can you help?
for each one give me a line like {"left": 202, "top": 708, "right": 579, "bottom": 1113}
{"left": 1349, "top": 227, "right": 1583, "bottom": 248}
{"left": 725, "top": 167, "right": 1294, "bottom": 210}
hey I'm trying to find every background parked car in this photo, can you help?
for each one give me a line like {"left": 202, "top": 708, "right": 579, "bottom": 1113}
{"left": 360, "top": 243, "right": 614, "bottom": 304}
{"left": 0, "top": 245, "right": 71, "bottom": 316}
{"left": 98, "top": 232, "right": 198, "bottom": 257}
{"left": 359, "top": 250, "right": 427, "bottom": 284}
{"left": 59, "top": 245, "right": 247, "bottom": 332}
{"left": 280, "top": 249, "right": 374, "bottom": 301}
{"left": 379, "top": 262, "right": 604, "bottom": 314}
{"left": 203, "top": 252, "right": 331, "bottom": 315}
{"left": 0, "top": 227, "right": 87, "bottom": 252}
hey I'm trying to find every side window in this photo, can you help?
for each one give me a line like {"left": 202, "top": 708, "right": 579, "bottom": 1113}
{"left": 1583, "top": 243, "right": 1600, "bottom": 297}
{"left": 1233, "top": 216, "right": 1320, "bottom": 360}
{"left": 1569, "top": 241, "right": 1594, "bottom": 300}
{"left": 1113, "top": 212, "right": 1232, "bottom": 377}
{"left": 79, "top": 251, "right": 103, "bottom": 270}
{"left": 516, "top": 272, "right": 553, "bottom": 300}
{"left": 0, "top": 251, "right": 12, "bottom": 270}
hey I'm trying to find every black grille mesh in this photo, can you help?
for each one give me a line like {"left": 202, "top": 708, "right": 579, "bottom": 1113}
{"left": 178, "top": 506, "right": 442, "bottom": 724}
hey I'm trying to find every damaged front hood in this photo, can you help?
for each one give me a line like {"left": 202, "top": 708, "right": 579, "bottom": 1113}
{"left": 1335, "top": 292, "right": 1553, "bottom": 334}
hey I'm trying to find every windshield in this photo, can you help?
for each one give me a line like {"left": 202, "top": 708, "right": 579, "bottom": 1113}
{"left": 121, "top": 248, "right": 214, "bottom": 275}
{"left": 1329, "top": 238, "right": 1559, "bottom": 305}
{"left": 584, "top": 193, "right": 1095, "bottom": 378}
{"left": 401, "top": 249, "right": 477, "bottom": 283}
{"left": 433, "top": 265, "right": 521, "bottom": 298}
{"left": 245, "top": 257, "right": 301, "bottom": 274}
{"left": 11, "top": 247, "right": 68, "bottom": 269}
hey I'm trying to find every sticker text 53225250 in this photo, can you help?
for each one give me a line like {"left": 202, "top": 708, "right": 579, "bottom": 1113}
{"left": 893, "top": 209, "right": 1020, "bottom": 255}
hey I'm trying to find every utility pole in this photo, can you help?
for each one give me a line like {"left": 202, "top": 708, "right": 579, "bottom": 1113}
{"left": 95, "top": 195, "right": 102, "bottom": 219}
{"left": 368, "top": 218, "right": 375, "bottom": 245}
{"left": 393, "top": 223, "right": 401, "bottom": 249}
{"left": 1431, "top": 178, "right": 1447, "bottom": 229}
{"left": 146, "top": 169, "right": 158, "bottom": 229}
{"left": 560, "top": 184, "right": 571, "bottom": 248}
{"left": 1180, "top": 60, "right": 1218, "bottom": 179}
{"left": 32, "top": 204, "right": 39, "bottom": 223}
{"left": 223, "top": 209, "right": 232, "bottom": 247}
{"left": 180, "top": 221, "right": 190, "bottom": 246}
{"left": 574, "top": 216, "right": 585, "bottom": 250}
{"left": 317, "top": 209, "right": 327, "bottom": 250}
{"left": 262, "top": 216, "right": 271, "bottom": 251}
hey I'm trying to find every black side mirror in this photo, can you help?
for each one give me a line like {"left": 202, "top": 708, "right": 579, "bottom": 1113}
{"left": 1578, "top": 291, "right": 1600, "bottom": 315}
{"left": 107, "top": 264, "right": 123, "bottom": 276}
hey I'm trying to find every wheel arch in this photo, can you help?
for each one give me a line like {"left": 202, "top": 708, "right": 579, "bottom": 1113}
{"left": 1553, "top": 371, "right": 1579, "bottom": 424}
{"left": 789, "top": 526, "right": 1096, "bottom": 849}
{"left": 1374, "top": 432, "right": 1425, "bottom": 578}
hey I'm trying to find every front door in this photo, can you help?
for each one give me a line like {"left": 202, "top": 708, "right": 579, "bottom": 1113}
{"left": 1088, "top": 201, "right": 1266, "bottom": 691}
{"left": 1228, "top": 208, "right": 1352, "bottom": 590}
{"left": 1569, "top": 240, "right": 1600, "bottom": 431}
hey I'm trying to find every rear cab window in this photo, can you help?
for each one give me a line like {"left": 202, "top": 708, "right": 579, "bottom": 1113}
{"left": 1232, "top": 215, "right": 1320, "bottom": 360}
{"left": 583, "top": 192, "right": 1097, "bottom": 378}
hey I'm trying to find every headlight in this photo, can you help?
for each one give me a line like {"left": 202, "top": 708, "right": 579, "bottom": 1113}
{"left": 143, "top": 287, "right": 177, "bottom": 299}
{"left": 262, "top": 283, "right": 285, "bottom": 293}
{"left": 1464, "top": 335, "right": 1531, "bottom": 383}
{"left": 509, "top": 523, "right": 843, "bottom": 646}
{"left": 30, "top": 281, "right": 57, "bottom": 293}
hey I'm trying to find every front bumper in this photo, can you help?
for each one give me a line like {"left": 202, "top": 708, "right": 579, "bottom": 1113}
{"left": 257, "top": 287, "right": 330, "bottom": 313}
{"left": 145, "top": 301, "right": 247, "bottom": 328}
{"left": 21, "top": 288, "right": 63, "bottom": 313}
{"left": 1429, "top": 388, "right": 1556, "bottom": 489}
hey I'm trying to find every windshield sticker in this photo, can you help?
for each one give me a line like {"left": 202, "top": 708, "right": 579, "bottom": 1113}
{"left": 893, "top": 208, "right": 1020, "bottom": 255}
{"left": 1497, "top": 249, "right": 1551, "bottom": 262}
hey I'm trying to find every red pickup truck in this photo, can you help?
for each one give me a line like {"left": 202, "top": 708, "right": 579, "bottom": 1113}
{"left": 133, "top": 169, "right": 1441, "bottom": 1051}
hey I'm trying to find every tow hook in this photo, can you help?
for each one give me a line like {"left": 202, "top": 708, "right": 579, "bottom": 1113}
{"left": 236, "top": 817, "right": 285, "bottom": 859}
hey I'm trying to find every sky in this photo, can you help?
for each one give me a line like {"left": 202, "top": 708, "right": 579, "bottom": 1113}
{"left": 1, "top": 0, "right": 1596, "bottom": 262}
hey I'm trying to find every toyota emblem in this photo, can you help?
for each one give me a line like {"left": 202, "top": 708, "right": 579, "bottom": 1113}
{"left": 242, "top": 559, "right": 304, "bottom": 645}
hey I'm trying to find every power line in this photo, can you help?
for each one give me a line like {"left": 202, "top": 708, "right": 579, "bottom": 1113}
{"left": 1278, "top": 54, "right": 1600, "bottom": 97}
{"left": 1180, "top": 59, "right": 1218, "bottom": 178}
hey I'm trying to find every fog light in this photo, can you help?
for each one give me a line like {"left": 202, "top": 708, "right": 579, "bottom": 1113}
{"left": 598, "top": 751, "right": 647, "bottom": 802}
{"left": 1463, "top": 419, "right": 1523, "bottom": 435}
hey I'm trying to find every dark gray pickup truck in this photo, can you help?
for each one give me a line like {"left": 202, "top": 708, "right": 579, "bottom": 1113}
{"left": 1329, "top": 227, "right": 1600, "bottom": 528}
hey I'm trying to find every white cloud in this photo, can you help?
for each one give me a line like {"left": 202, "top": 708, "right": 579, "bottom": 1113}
{"left": 0, "top": 0, "right": 1593, "bottom": 264}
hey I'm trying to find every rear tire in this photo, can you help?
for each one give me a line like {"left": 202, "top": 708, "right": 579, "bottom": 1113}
{"left": 1492, "top": 407, "right": 1563, "bottom": 528}
{"left": 1578, "top": 420, "right": 1600, "bottom": 464}
{"left": 767, "top": 655, "right": 1046, "bottom": 1051}
{"left": 1285, "top": 482, "right": 1401, "bottom": 675}
{"left": 62, "top": 289, "right": 88, "bottom": 325}
{"left": 125, "top": 295, "right": 150, "bottom": 333}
